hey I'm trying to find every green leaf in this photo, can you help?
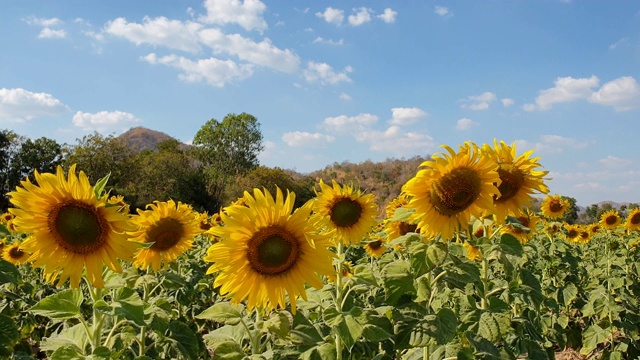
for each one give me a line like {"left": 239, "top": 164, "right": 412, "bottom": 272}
{"left": 40, "top": 323, "right": 88, "bottom": 354}
{"left": 300, "top": 342, "right": 337, "bottom": 360}
{"left": 410, "top": 308, "right": 458, "bottom": 346}
{"left": 167, "top": 321, "right": 200, "bottom": 360}
{"left": 202, "top": 333, "right": 245, "bottom": 360}
{"left": 0, "top": 259, "right": 20, "bottom": 285}
{"left": 352, "top": 264, "right": 378, "bottom": 286}
{"left": 196, "top": 302, "right": 244, "bottom": 325}
{"left": 426, "top": 241, "right": 448, "bottom": 270}
{"left": 290, "top": 311, "right": 323, "bottom": 345}
{"left": 444, "top": 257, "right": 481, "bottom": 290}
{"left": 0, "top": 223, "right": 9, "bottom": 235}
{"left": 560, "top": 283, "right": 578, "bottom": 307}
{"left": 581, "top": 324, "right": 609, "bottom": 355}
{"left": 30, "top": 288, "right": 83, "bottom": 320}
{"left": 381, "top": 261, "right": 415, "bottom": 305}
{"left": 93, "top": 172, "right": 111, "bottom": 198}
{"left": 262, "top": 311, "right": 292, "bottom": 338}
{"left": 477, "top": 312, "right": 510, "bottom": 343}
{"left": 499, "top": 233, "right": 523, "bottom": 256}
{"left": 0, "top": 314, "right": 19, "bottom": 354}
{"left": 112, "top": 287, "right": 145, "bottom": 327}
{"left": 50, "top": 345, "right": 84, "bottom": 360}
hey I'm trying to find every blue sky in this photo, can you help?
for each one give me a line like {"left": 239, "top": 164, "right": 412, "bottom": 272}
{"left": 1, "top": 1, "right": 639, "bottom": 207}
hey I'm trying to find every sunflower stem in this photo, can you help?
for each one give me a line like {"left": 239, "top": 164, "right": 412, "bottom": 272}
{"left": 139, "top": 282, "right": 150, "bottom": 357}
{"left": 335, "top": 240, "right": 344, "bottom": 360}
{"left": 480, "top": 256, "right": 489, "bottom": 310}
{"left": 85, "top": 278, "right": 105, "bottom": 353}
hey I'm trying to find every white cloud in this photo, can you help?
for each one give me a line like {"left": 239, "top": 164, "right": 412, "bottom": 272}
{"left": 72, "top": 110, "right": 141, "bottom": 132}
{"left": 257, "top": 140, "right": 276, "bottom": 161}
{"left": 0, "top": 88, "right": 70, "bottom": 122}
{"left": 339, "top": 92, "right": 352, "bottom": 101}
{"left": 389, "top": 107, "right": 427, "bottom": 125}
{"left": 282, "top": 131, "right": 335, "bottom": 147}
{"left": 501, "top": 98, "right": 514, "bottom": 107}
{"left": 141, "top": 53, "right": 253, "bottom": 87}
{"left": 313, "top": 37, "right": 344, "bottom": 45}
{"left": 598, "top": 155, "right": 632, "bottom": 168}
{"left": 524, "top": 75, "right": 599, "bottom": 111}
{"left": 461, "top": 91, "right": 497, "bottom": 110}
{"left": 377, "top": 8, "right": 398, "bottom": 23}
{"left": 105, "top": 17, "right": 203, "bottom": 53}
{"left": 322, "top": 113, "right": 378, "bottom": 133}
{"left": 589, "top": 76, "right": 640, "bottom": 111}
{"left": 38, "top": 28, "right": 66, "bottom": 39}
{"left": 609, "top": 37, "right": 628, "bottom": 50}
{"left": 348, "top": 7, "right": 373, "bottom": 26}
{"left": 434, "top": 6, "right": 451, "bottom": 17}
{"left": 199, "top": 28, "right": 300, "bottom": 72}
{"left": 303, "top": 62, "right": 352, "bottom": 84}
{"left": 199, "top": 0, "right": 268, "bottom": 32}
{"left": 316, "top": 7, "right": 344, "bottom": 26}
{"left": 356, "top": 126, "right": 435, "bottom": 156}
{"left": 456, "top": 118, "right": 477, "bottom": 130}
{"left": 515, "top": 135, "right": 589, "bottom": 155}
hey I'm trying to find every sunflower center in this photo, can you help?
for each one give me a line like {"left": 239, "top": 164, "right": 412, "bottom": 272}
{"left": 549, "top": 201, "right": 564, "bottom": 213}
{"left": 9, "top": 246, "right": 24, "bottom": 259}
{"left": 398, "top": 222, "right": 417, "bottom": 236}
{"left": 247, "top": 225, "right": 300, "bottom": 276}
{"left": 430, "top": 167, "right": 482, "bottom": 217}
{"left": 494, "top": 166, "right": 525, "bottom": 203}
{"left": 567, "top": 229, "right": 578, "bottom": 238}
{"left": 49, "top": 201, "right": 108, "bottom": 254}
{"left": 630, "top": 212, "right": 640, "bottom": 225}
{"left": 330, "top": 197, "right": 363, "bottom": 228}
{"left": 368, "top": 240, "right": 382, "bottom": 250}
{"left": 147, "top": 218, "right": 184, "bottom": 251}
{"left": 605, "top": 215, "right": 618, "bottom": 226}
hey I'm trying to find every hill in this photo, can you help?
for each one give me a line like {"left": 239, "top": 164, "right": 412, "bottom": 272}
{"left": 118, "top": 127, "right": 190, "bottom": 152}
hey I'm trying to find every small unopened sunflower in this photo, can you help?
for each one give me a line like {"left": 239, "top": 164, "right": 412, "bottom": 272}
{"left": 204, "top": 187, "right": 335, "bottom": 313}
{"left": 311, "top": 180, "right": 379, "bottom": 245}
{"left": 540, "top": 194, "right": 569, "bottom": 220}
{"left": 625, "top": 208, "right": 640, "bottom": 232}
{"left": 2, "top": 241, "right": 29, "bottom": 265}
{"left": 128, "top": 200, "right": 201, "bottom": 272}
{"left": 8, "top": 164, "right": 137, "bottom": 288}
{"left": 600, "top": 209, "right": 621, "bottom": 230}
{"left": 402, "top": 142, "right": 500, "bottom": 240}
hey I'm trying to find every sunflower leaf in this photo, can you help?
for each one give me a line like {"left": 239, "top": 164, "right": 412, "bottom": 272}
{"left": 0, "top": 314, "right": 19, "bottom": 356}
{"left": 0, "top": 259, "right": 20, "bottom": 285}
{"left": 93, "top": 172, "right": 111, "bottom": 199}
{"left": 0, "top": 223, "right": 9, "bottom": 235}
{"left": 30, "top": 288, "right": 83, "bottom": 320}
{"left": 196, "top": 302, "right": 244, "bottom": 325}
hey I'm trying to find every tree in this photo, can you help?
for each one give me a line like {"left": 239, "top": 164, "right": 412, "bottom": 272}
{"left": 191, "top": 113, "right": 264, "bottom": 210}
{"left": 561, "top": 196, "right": 579, "bottom": 224}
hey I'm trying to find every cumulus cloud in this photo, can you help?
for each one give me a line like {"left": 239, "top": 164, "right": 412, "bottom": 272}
{"left": 313, "top": 37, "right": 344, "bottom": 45}
{"left": 515, "top": 135, "right": 590, "bottom": 155}
{"left": 199, "top": 28, "right": 300, "bottom": 72}
{"left": 38, "top": 28, "right": 66, "bottom": 39}
{"left": 339, "top": 92, "right": 352, "bottom": 101}
{"left": 589, "top": 76, "right": 640, "bottom": 111}
{"left": 316, "top": 7, "right": 344, "bottom": 26}
{"left": 303, "top": 61, "right": 352, "bottom": 84}
{"left": 105, "top": 17, "right": 203, "bottom": 53}
{"left": 434, "top": 6, "right": 451, "bottom": 17}
{"left": 141, "top": 53, "right": 253, "bottom": 87}
{"left": 598, "top": 155, "right": 632, "bottom": 169}
{"left": 348, "top": 7, "right": 373, "bottom": 26}
{"left": 199, "top": 0, "right": 268, "bottom": 32}
{"left": 0, "top": 88, "right": 70, "bottom": 122}
{"left": 377, "top": 8, "right": 398, "bottom": 23}
{"left": 282, "top": 131, "right": 335, "bottom": 147}
{"left": 524, "top": 75, "right": 599, "bottom": 111}
{"left": 322, "top": 113, "right": 378, "bottom": 133}
{"left": 389, "top": 107, "right": 427, "bottom": 125}
{"left": 24, "top": 16, "right": 66, "bottom": 39}
{"left": 356, "top": 126, "right": 435, "bottom": 156}
{"left": 456, "top": 118, "right": 477, "bottom": 130}
{"left": 461, "top": 91, "right": 497, "bottom": 110}
{"left": 501, "top": 98, "right": 515, "bottom": 107}
{"left": 72, "top": 110, "right": 141, "bottom": 132}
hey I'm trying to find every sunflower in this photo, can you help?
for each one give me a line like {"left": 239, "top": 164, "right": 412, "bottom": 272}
{"left": 463, "top": 242, "right": 482, "bottom": 261}
{"left": 7, "top": 164, "right": 137, "bottom": 288}
{"left": 2, "top": 241, "right": 29, "bottom": 265}
{"left": 402, "top": 142, "right": 501, "bottom": 241}
{"left": 385, "top": 194, "right": 410, "bottom": 218}
{"left": 1, "top": 212, "right": 15, "bottom": 224}
{"left": 577, "top": 227, "right": 591, "bottom": 244}
{"left": 204, "top": 187, "right": 335, "bottom": 313}
{"left": 543, "top": 220, "right": 563, "bottom": 239}
{"left": 564, "top": 224, "right": 581, "bottom": 244}
{"left": 326, "top": 261, "right": 354, "bottom": 283}
{"left": 624, "top": 208, "right": 640, "bottom": 232}
{"left": 128, "top": 200, "right": 201, "bottom": 272}
{"left": 107, "top": 195, "right": 130, "bottom": 214}
{"left": 600, "top": 209, "right": 621, "bottom": 230}
{"left": 588, "top": 223, "right": 601, "bottom": 236}
{"left": 311, "top": 180, "right": 379, "bottom": 245}
{"left": 364, "top": 239, "right": 387, "bottom": 257}
{"left": 482, "top": 140, "right": 549, "bottom": 221}
{"left": 500, "top": 210, "right": 540, "bottom": 244}
{"left": 540, "top": 194, "right": 569, "bottom": 220}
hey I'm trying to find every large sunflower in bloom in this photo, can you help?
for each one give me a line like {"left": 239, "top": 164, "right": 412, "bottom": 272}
{"left": 7, "top": 165, "right": 137, "bottom": 287}
{"left": 311, "top": 180, "right": 379, "bottom": 245}
{"left": 600, "top": 209, "right": 621, "bottom": 230}
{"left": 128, "top": 200, "right": 201, "bottom": 272}
{"left": 402, "top": 142, "right": 501, "bottom": 240}
{"left": 204, "top": 188, "right": 335, "bottom": 313}
{"left": 625, "top": 208, "right": 640, "bottom": 232}
{"left": 540, "top": 194, "right": 569, "bottom": 220}
{"left": 482, "top": 140, "right": 549, "bottom": 221}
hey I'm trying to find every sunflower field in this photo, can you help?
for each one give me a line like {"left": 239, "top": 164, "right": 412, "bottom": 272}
{"left": 1, "top": 140, "right": 640, "bottom": 360}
